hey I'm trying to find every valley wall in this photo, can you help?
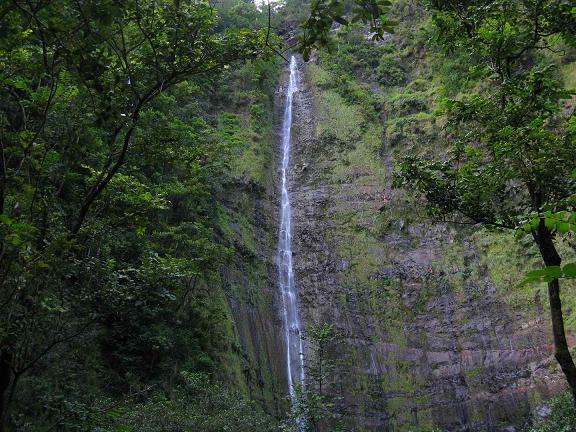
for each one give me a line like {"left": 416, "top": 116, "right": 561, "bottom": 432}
{"left": 286, "top": 47, "right": 571, "bottom": 431}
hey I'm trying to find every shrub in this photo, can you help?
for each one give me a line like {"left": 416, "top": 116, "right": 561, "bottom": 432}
{"left": 528, "top": 392, "right": 576, "bottom": 432}
{"left": 376, "top": 53, "right": 406, "bottom": 86}
{"left": 385, "top": 113, "right": 434, "bottom": 148}
{"left": 388, "top": 91, "right": 428, "bottom": 116}
{"left": 112, "top": 372, "right": 277, "bottom": 432}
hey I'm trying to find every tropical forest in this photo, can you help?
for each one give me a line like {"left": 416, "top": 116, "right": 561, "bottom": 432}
{"left": 1, "top": 0, "right": 576, "bottom": 430}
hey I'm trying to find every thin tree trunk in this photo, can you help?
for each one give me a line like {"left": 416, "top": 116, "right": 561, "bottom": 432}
{"left": 70, "top": 124, "right": 136, "bottom": 235}
{"left": 0, "top": 351, "right": 15, "bottom": 432}
{"left": 0, "top": 139, "right": 6, "bottom": 215}
{"left": 548, "top": 278, "right": 576, "bottom": 402}
{"left": 534, "top": 221, "right": 576, "bottom": 403}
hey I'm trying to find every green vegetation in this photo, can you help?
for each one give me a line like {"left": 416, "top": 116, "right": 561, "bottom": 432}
{"left": 1, "top": 0, "right": 575, "bottom": 430}
{"left": 0, "top": 1, "right": 283, "bottom": 430}
{"left": 528, "top": 392, "right": 576, "bottom": 432}
{"left": 298, "top": 0, "right": 397, "bottom": 61}
{"left": 395, "top": 0, "right": 576, "bottom": 400}
{"left": 283, "top": 324, "right": 347, "bottom": 432}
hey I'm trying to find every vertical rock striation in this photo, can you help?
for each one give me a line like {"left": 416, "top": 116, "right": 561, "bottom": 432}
{"left": 287, "top": 59, "right": 566, "bottom": 431}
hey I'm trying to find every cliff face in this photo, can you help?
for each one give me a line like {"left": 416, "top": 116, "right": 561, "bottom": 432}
{"left": 202, "top": 68, "right": 289, "bottom": 416}
{"left": 217, "top": 177, "right": 287, "bottom": 414}
{"left": 287, "top": 55, "right": 567, "bottom": 431}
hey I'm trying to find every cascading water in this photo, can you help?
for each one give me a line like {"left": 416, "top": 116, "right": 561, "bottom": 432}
{"left": 278, "top": 55, "right": 305, "bottom": 402}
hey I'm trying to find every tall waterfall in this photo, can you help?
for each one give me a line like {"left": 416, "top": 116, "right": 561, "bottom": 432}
{"left": 278, "top": 55, "right": 305, "bottom": 401}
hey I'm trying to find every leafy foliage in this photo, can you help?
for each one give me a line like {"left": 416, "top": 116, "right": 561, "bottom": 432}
{"left": 528, "top": 392, "right": 576, "bottom": 432}
{"left": 282, "top": 324, "right": 347, "bottom": 432}
{"left": 299, "top": 0, "right": 397, "bottom": 60}
{"left": 395, "top": 0, "right": 576, "bottom": 403}
{"left": 428, "top": 0, "right": 576, "bottom": 80}
{"left": 112, "top": 372, "right": 276, "bottom": 432}
{"left": 395, "top": 68, "right": 575, "bottom": 228}
{"left": 0, "top": 0, "right": 281, "bottom": 430}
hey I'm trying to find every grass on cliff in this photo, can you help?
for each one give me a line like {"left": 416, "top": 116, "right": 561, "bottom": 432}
{"left": 528, "top": 392, "right": 576, "bottom": 432}
{"left": 300, "top": 1, "right": 576, "bottom": 430}
{"left": 473, "top": 229, "right": 576, "bottom": 332}
{"left": 307, "top": 64, "right": 387, "bottom": 185}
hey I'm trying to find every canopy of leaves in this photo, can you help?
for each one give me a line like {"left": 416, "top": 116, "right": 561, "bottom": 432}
{"left": 395, "top": 0, "right": 576, "bottom": 230}
{"left": 0, "top": 0, "right": 281, "bottom": 430}
{"left": 396, "top": 68, "right": 576, "bottom": 227}
{"left": 299, "top": 0, "right": 397, "bottom": 60}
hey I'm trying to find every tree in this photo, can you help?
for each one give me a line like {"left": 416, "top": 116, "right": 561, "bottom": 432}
{"left": 283, "top": 323, "right": 347, "bottom": 432}
{"left": 305, "top": 323, "right": 336, "bottom": 399}
{"left": 0, "top": 1, "right": 269, "bottom": 429}
{"left": 298, "top": 0, "right": 397, "bottom": 61}
{"left": 395, "top": 0, "right": 576, "bottom": 401}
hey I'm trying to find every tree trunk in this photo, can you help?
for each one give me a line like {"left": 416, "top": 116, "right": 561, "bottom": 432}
{"left": 548, "top": 278, "right": 576, "bottom": 402}
{"left": 0, "top": 141, "right": 6, "bottom": 215}
{"left": 0, "top": 351, "right": 15, "bottom": 432}
{"left": 534, "top": 222, "right": 576, "bottom": 403}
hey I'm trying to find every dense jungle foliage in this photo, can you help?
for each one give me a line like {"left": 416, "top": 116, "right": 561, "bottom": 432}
{"left": 1, "top": 0, "right": 576, "bottom": 431}
{"left": 0, "top": 1, "right": 283, "bottom": 430}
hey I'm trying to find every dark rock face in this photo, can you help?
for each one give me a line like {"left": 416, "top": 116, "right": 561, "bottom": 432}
{"left": 217, "top": 179, "right": 289, "bottom": 415}
{"left": 286, "top": 60, "right": 565, "bottom": 431}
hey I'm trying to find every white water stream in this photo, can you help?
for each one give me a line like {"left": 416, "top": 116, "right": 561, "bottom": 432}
{"left": 278, "top": 55, "right": 305, "bottom": 402}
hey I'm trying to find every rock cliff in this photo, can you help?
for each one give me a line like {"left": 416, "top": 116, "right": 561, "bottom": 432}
{"left": 285, "top": 57, "right": 568, "bottom": 431}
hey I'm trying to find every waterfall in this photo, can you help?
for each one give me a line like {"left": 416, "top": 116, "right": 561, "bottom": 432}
{"left": 278, "top": 55, "right": 305, "bottom": 402}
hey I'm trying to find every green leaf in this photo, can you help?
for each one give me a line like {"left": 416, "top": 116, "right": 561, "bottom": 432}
{"left": 557, "top": 221, "right": 570, "bottom": 233}
{"left": 526, "top": 266, "right": 562, "bottom": 280}
{"left": 563, "top": 263, "right": 576, "bottom": 278}
{"left": 0, "top": 214, "right": 13, "bottom": 226}
{"left": 546, "top": 266, "right": 563, "bottom": 278}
